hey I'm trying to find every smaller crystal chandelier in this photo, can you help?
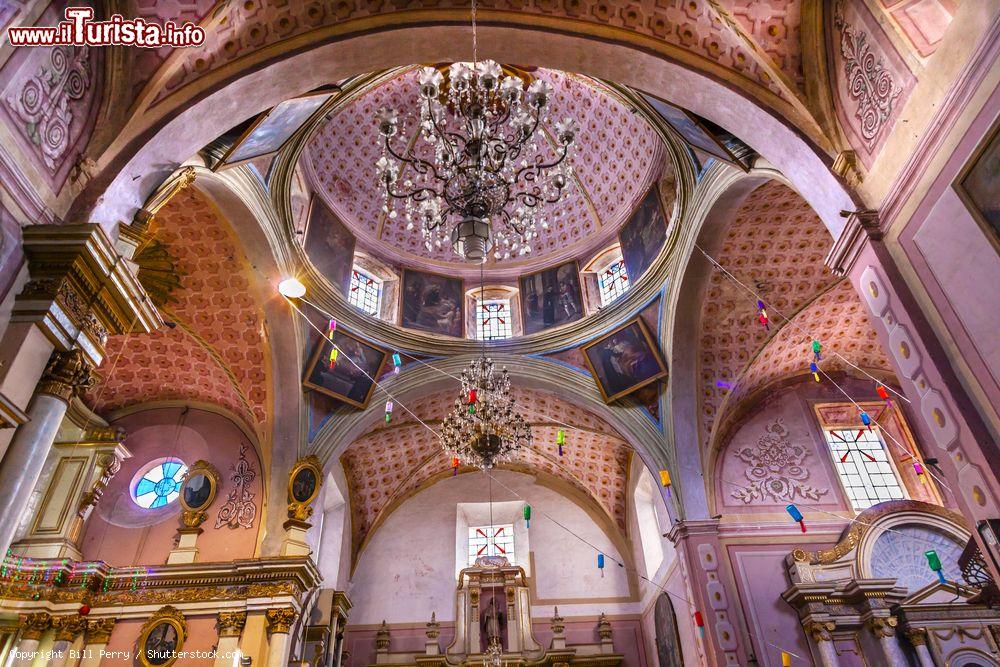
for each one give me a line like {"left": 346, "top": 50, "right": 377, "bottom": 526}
{"left": 441, "top": 357, "right": 531, "bottom": 469}
{"left": 374, "top": 60, "right": 577, "bottom": 263}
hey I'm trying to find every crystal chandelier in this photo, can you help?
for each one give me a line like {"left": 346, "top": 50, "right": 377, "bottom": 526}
{"left": 374, "top": 60, "right": 577, "bottom": 263}
{"left": 441, "top": 357, "right": 531, "bottom": 469}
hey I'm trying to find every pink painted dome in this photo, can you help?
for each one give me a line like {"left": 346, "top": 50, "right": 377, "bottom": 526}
{"left": 301, "top": 67, "right": 666, "bottom": 280}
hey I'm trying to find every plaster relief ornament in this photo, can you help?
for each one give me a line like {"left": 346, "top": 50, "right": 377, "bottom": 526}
{"left": 4, "top": 46, "right": 91, "bottom": 172}
{"left": 731, "top": 419, "right": 828, "bottom": 504}
{"left": 214, "top": 444, "right": 257, "bottom": 529}
{"left": 835, "top": 3, "right": 902, "bottom": 149}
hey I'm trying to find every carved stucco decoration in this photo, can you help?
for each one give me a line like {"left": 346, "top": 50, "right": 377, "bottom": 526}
{"left": 835, "top": 2, "right": 902, "bottom": 150}
{"left": 791, "top": 500, "right": 969, "bottom": 565}
{"left": 730, "top": 419, "right": 829, "bottom": 504}
{"left": 215, "top": 444, "right": 257, "bottom": 530}
{"left": 3, "top": 46, "right": 91, "bottom": 172}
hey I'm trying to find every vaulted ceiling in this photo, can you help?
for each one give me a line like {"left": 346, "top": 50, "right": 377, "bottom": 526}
{"left": 88, "top": 187, "right": 268, "bottom": 433}
{"left": 339, "top": 387, "right": 632, "bottom": 561}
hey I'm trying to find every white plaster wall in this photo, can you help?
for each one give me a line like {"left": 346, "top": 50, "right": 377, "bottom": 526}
{"left": 347, "top": 470, "right": 632, "bottom": 625}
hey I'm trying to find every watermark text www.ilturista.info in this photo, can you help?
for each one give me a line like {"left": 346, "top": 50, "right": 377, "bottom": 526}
{"left": 7, "top": 7, "right": 205, "bottom": 48}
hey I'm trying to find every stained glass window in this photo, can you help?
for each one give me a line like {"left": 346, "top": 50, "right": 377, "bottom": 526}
{"left": 349, "top": 268, "right": 382, "bottom": 316}
{"left": 598, "top": 260, "right": 630, "bottom": 305}
{"left": 476, "top": 299, "right": 512, "bottom": 340}
{"left": 468, "top": 524, "right": 515, "bottom": 566}
{"left": 825, "top": 428, "right": 905, "bottom": 511}
{"left": 133, "top": 459, "right": 188, "bottom": 509}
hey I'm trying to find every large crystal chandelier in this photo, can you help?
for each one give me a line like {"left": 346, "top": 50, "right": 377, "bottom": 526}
{"left": 441, "top": 357, "right": 531, "bottom": 469}
{"left": 374, "top": 59, "right": 577, "bottom": 263}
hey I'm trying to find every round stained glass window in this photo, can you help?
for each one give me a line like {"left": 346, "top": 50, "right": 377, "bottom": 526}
{"left": 132, "top": 459, "right": 188, "bottom": 509}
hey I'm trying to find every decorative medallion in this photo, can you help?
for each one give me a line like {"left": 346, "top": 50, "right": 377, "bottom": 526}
{"left": 730, "top": 419, "right": 828, "bottom": 504}
{"left": 214, "top": 444, "right": 257, "bottom": 529}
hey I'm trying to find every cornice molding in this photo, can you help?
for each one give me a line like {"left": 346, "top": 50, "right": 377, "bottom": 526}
{"left": 824, "top": 209, "right": 882, "bottom": 276}
{"left": 15, "top": 224, "right": 162, "bottom": 365}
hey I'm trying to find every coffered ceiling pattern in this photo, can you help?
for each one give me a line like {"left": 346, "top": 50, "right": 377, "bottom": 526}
{"left": 125, "top": 0, "right": 805, "bottom": 111}
{"left": 304, "top": 68, "right": 665, "bottom": 275}
{"left": 88, "top": 188, "right": 268, "bottom": 429}
{"left": 340, "top": 387, "right": 632, "bottom": 558}
{"left": 698, "top": 180, "right": 840, "bottom": 442}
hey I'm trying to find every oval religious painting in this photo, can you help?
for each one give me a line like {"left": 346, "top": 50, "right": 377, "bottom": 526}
{"left": 142, "top": 621, "right": 180, "bottom": 666}
{"left": 291, "top": 466, "right": 318, "bottom": 504}
{"left": 182, "top": 473, "right": 213, "bottom": 510}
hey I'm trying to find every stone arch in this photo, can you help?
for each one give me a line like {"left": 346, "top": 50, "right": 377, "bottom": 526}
{"left": 78, "top": 21, "right": 854, "bottom": 240}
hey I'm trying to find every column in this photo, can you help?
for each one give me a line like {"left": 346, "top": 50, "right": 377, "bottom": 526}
{"left": 904, "top": 627, "right": 936, "bottom": 667}
{"left": 0, "top": 224, "right": 160, "bottom": 462}
{"left": 803, "top": 620, "right": 839, "bottom": 667}
{"left": 215, "top": 612, "right": 247, "bottom": 667}
{"left": 867, "top": 616, "right": 908, "bottom": 667}
{"left": 49, "top": 616, "right": 87, "bottom": 667}
{"left": 0, "top": 349, "right": 94, "bottom": 556}
{"left": 265, "top": 608, "right": 297, "bottom": 667}
{"left": 79, "top": 619, "right": 115, "bottom": 667}
{"left": 13, "top": 613, "right": 51, "bottom": 667}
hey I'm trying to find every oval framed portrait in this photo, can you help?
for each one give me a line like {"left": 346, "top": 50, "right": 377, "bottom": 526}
{"left": 289, "top": 456, "right": 322, "bottom": 506}
{"left": 138, "top": 607, "right": 186, "bottom": 667}
{"left": 178, "top": 460, "right": 219, "bottom": 513}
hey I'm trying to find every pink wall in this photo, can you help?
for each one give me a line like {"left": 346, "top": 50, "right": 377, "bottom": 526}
{"left": 81, "top": 407, "right": 265, "bottom": 566}
{"left": 102, "top": 615, "right": 219, "bottom": 667}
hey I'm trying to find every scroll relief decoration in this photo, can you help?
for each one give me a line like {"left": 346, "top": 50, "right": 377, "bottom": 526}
{"left": 730, "top": 419, "right": 828, "bottom": 504}
{"left": 215, "top": 444, "right": 257, "bottom": 529}
{"left": 4, "top": 46, "right": 91, "bottom": 172}
{"left": 835, "top": 3, "right": 902, "bottom": 149}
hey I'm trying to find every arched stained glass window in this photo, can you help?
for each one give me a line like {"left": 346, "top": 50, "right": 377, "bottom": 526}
{"left": 132, "top": 458, "right": 188, "bottom": 509}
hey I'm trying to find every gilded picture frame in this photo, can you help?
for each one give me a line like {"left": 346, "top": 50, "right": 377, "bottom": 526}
{"left": 581, "top": 317, "right": 668, "bottom": 403}
{"left": 288, "top": 455, "right": 323, "bottom": 507}
{"left": 178, "top": 460, "right": 220, "bottom": 513}
{"left": 137, "top": 606, "right": 187, "bottom": 667}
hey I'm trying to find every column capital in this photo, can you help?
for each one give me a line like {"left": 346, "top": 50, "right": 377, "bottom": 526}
{"left": 53, "top": 614, "right": 87, "bottom": 642}
{"left": 904, "top": 626, "right": 928, "bottom": 646}
{"left": 217, "top": 611, "right": 247, "bottom": 638}
{"left": 84, "top": 618, "right": 115, "bottom": 644}
{"left": 265, "top": 607, "right": 297, "bottom": 636}
{"left": 803, "top": 619, "right": 836, "bottom": 642}
{"left": 825, "top": 208, "right": 882, "bottom": 276}
{"left": 867, "top": 615, "right": 899, "bottom": 639}
{"left": 19, "top": 612, "right": 52, "bottom": 640}
{"left": 37, "top": 348, "right": 95, "bottom": 402}
{"left": 15, "top": 223, "right": 161, "bottom": 365}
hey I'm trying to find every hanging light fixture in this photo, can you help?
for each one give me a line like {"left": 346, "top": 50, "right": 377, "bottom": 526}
{"left": 373, "top": 0, "right": 577, "bottom": 263}
{"left": 440, "top": 356, "right": 531, "bottom": 469}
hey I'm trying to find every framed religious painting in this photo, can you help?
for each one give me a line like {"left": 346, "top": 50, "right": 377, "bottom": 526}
{"left": 303, "top": 328, "right": 388, "bottom": 408}
{"left": 400, "top": 269, "right": 465, "bottom": 337}
{"left": 518, "top": 261, "right": 585, "bottom": 335}
{"left": 302, "top": 194, "right": 356, "bottom": 295}
{"left": 178, "top": 460, "right": 219, "bottom": 515}
{"left": 137, "top": 606, "right": 187, "bottom": 667}
{"left": 581, "top": 317, "right": 668, "bottom": 403}
{"left": 618, "top": 185, "right": 668, "bottom": 281}
{"left": 289, "top": 455, "right": 322, "bottom": 506}
{"left": 214, "top": 89, "right": 335, "bottom": 169}
{"left": 954, "top": 118, "right": 1000, "bottom": 254}
{"left": 639, "top": 93, "right": 748, "bottom": 171}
